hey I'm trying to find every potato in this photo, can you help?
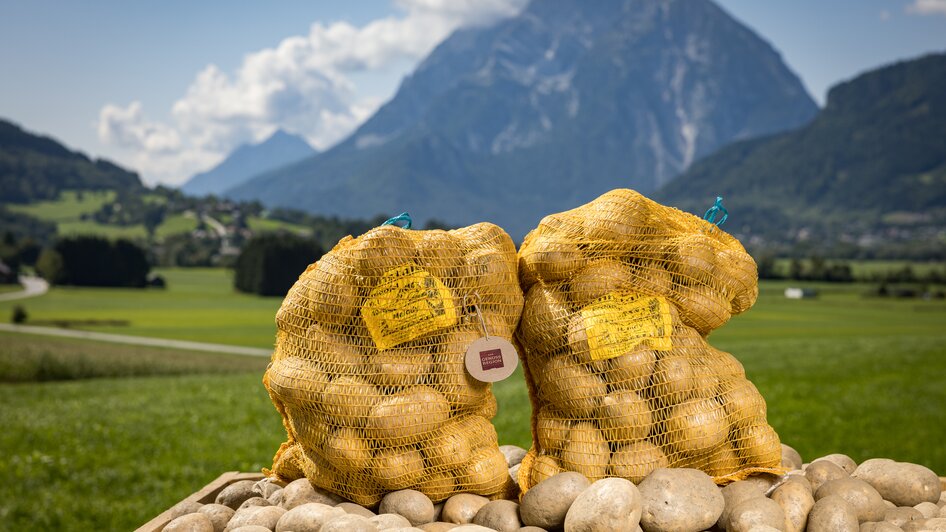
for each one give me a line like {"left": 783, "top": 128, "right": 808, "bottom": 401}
{"left": 719, "top": 378, "right": 767, "bottom": 428}
{"left": 582, "top": 189, "right": 657, "bottom": 245}
{"left": 519, "top": 285, "right": 570, "bottom": 351}
{"left": 275, "top": 503, "right": 346, "bottom": 532}
{"left": 536, "top": 406, "right": 571, "bottom": 452}
{"left": 472, "top": 393, "right": 498, "bottom": 419}
{"left": 521, "top": 234, "right": 587, "bottom": 283}
{"left": 560, "top": 422, "right": 610, "bottom": 481}
{"left": 320, "top": 376, "right": 379, "bottom": 425}
{"left": 379, "top": 489, "right": 436, "bottom": 526}
{"left": 442, "top": 493, "right": 491, "bottom": 525}
{"left": 535, "top": 355, "right": 606, "bottom": 419}
{"left": 565, "top": 313, "right": 608, "bottom": 372}
{"left": 805, "top": 460, "right": 849, "bottom": 494}
{"left": 307, "top": 254, "right": 363, "bottom": 328}
{"left": 637, "top": 468, "right": 725, "bottom": 532}
{"left": 267, "top": 356, "right": 327, "bottom": 405}
{"left": 664, "top": 398, "right": 728, "bottom": 456}
{"left": 420, "top": 421, "right": 474, "bottom": 469}
{"left": 781, "top": 444, "right": 804, "bottom": 471}
{"left": 418, "top": 471, "right": 458, "bottom": 503}
{"left": 852, "top": 458, "right": 943, "bottom": 507}
{"left": 415, "top": 230, "right": 465, "bottom": 282}
{"left": 815, "top": 478, "right": 886, "bottom": 523}
{"left": 813, "top": 454, "right": 857, "bottom": 474}
{"left": 529, "top": 454, "right": 564, "bottom": 487}
{"left": 700, "top": 346, "right": 747, "bottom": 380}
{"left": 431, "top": 329, "right": 490, "bottom": 410}
{"left": 364, "top": 345, "right": 434, "bottom": 389}
{"left": 651, "top": 353, "right": 696, "bottom": 406}
{"left": 322, "top": 427, "right": 372, "bottom": 474}
{"left": 287, "top": 410, "right": 333, "bottom": 449}
{"left": 452, "top": 222, "right": 515, "bottom": 255}
{"left": 373, "top": 447, "right": 425, "bottom": 491}
{"left": 478, "top": 311, "right": 516, "bottom": 339}
{"left": 670, "top": 281, "right": 732, "bottom": 334}
{"left": 305, "top": 325, "right": 365, "bottom": 377}
{"left": 668, "top": 234, "right": 717, "bottom": 283}
{"left": 629, "top": 260, "right": 672, "bottom": 298}
{"left": 716, "top": 248, "right": 758, "bottom": 314}
{"left": 732, "top": 423, "right": 782, "bottom": 467}
{"left": 772, "top": 480, "right": 816, "bottom": 532}
{"left": 597, "top": 390, "right": 653, "bottom": 444}
{"left": 350, "top": 225, "right": 416, "bottom": 277}
{"left": 603, "top": 345, "right": 657, "bottom": 393}
{"left": 520, "top": 471, "right": 591, "bottom": 530}
{"left": 462, "top": 447, "right": 508, "bottom": 496}
{"left": 564, "top": 477, "right": 643, "bottom": 532}
{"left": 365, "top": 386, "right": 451, "bottom": 444}
{"left": 567, "top": 261, "right": 634, "bottom": 306}
{"left": 807, "top": 494, "right": 859, "bottom": 532}
{"left": 727, "top": 497, "right": 786, "bottom": 532}
{"left": 336, "top": 471, "right": 384, "bottom": 508}
{"left": 465, "top": 248, "right": 520, "bottom": 308}
{"left": 609, "top": 441, "right": 669, "bottom": 483}
{"left": 704, "top": 442, "right": 742, "bottom": 478}
{"left": 472, "top": 500, "right": 522, "bottom": 532}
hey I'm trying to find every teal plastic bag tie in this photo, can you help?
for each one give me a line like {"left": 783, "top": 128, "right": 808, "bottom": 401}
{"left": 703, "top": 196, "right": 728, "bottom": 227}
{"left": 381, "top": 212, "right": 412, "bottom": 229}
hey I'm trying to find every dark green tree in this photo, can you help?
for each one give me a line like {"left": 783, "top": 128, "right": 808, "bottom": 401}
{"left": 234, "top": 233, "right": 322, "bottom": 296}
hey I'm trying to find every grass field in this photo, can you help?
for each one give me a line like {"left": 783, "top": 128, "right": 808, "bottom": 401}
{"left": 0, "top": 268, "right": 281, "bottom": 348}
{"left": 246, "top": 215, "right": 313, "bottom": 236}
{"left": 6, "top": 189, "right": 201, "bottom": 241}
{"left": 0, "top": 283, "right": 23, "bottom": 294}
{"left": 7, "top": 190, "right": 116, "bottom": 222}
{"left": 0, "top": 272, "right": 944, "bottom": 530}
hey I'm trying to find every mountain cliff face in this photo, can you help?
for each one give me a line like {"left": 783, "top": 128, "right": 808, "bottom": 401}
{"left": 656, "top": 52, "right": 946, "bottom": 254}
{"left": 228, "top": 0, "right": 817, "bottom": 238}
{"left": 181, "top": 130, "right": 315, "bottom": 197}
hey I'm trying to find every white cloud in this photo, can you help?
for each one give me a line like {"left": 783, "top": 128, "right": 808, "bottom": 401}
{"left": 98, "top": 0, "right": 528, "bottom": 186}
{"left": 907, "top": 0, "right": 946, "bottom": 16}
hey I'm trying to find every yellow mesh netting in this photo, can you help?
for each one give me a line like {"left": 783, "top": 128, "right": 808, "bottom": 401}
{"left": 514, "top": 189, "right": 783, "bottom": 493}
{"left": 263, "top": 222, "right": 523, "bottom": 506}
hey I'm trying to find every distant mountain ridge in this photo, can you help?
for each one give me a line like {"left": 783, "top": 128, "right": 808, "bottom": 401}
{"left": 0, "top": 118, "right": 141, "bottom": 203}
{"left": 181, "top": 129, "right": 315, "bottom": 197}
{"left": 655, "top": 52, "right": 946, "bottom": 256}
{"left": 226, "top": 0, "right": 817, "bottom": 238}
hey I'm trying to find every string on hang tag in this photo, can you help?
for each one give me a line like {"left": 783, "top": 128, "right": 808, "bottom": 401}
{"left": 462, "top": 291, "right": 518, "bottom": 382}
{"left": 463, "top": 291, "right": 490, "bottom": 340}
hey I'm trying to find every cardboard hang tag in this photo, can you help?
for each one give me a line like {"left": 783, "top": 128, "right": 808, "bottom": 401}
{"left": 464, "top": 336, "right": 518, "bottom": 383}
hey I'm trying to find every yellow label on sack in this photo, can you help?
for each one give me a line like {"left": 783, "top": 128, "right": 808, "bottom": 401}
{"left": 361, "top": 263, "right": 458, "bottom": 350}
{"left": 581, "top": 292, "right": 673, "bottom": 361}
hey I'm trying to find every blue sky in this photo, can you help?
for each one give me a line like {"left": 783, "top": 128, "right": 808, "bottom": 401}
{"left": 1, "top": 0, "right": 944, "bottom": 185}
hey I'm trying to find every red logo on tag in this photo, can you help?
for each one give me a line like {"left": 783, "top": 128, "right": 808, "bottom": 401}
{"left": 479, "top": 349, "right": 504, "bottom": 371}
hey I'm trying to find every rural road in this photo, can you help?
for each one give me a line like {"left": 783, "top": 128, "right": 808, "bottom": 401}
{"left": 0, "top": 323, "right": 272, "bottom": 357}
{"left": 0, "top": 276, "right": 49, "bottom": 301}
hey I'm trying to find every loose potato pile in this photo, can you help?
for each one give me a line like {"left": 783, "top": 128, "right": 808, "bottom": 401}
{"left": 515, "top": 189, "right": 782, "bottom": 490}
{"left": 264, "top": 223, "right": 524, "bottom": 505}
{"left": 161, "top": 444, "right": 946, "bottom": 532}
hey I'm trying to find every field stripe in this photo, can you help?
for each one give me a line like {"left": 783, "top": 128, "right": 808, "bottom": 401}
{"left": 0, "top": 323, "right": 272, "bottom": 357}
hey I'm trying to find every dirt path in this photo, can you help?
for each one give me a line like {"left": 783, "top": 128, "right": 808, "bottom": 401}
{"left": 0, "top": 323, "right": 272, "bottom": 357}
{"left": 0, "top": 276, "right": 49, "bottom": 302}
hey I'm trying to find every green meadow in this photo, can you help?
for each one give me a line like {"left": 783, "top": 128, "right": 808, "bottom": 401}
{"left": 0, "top": 268, "right": 281, "bottom": 348}
{"left": 0, "top": 271, "right": 944, "bottom": 530}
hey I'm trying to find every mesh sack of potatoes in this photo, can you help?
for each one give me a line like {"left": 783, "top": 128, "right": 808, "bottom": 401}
{"left": 262, "top": 221, "right": 523, "bottom": 507}
{"left": 518, "top": 188, "right": 758, "bottom": 334}
{"left": 514, "top": 189, "right": 782, "bottom": 492}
